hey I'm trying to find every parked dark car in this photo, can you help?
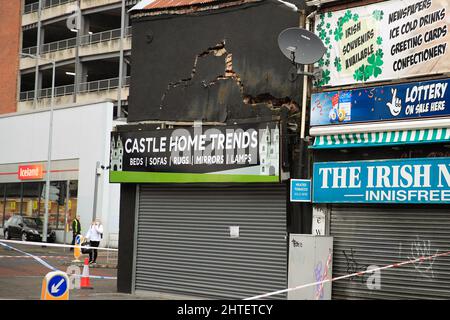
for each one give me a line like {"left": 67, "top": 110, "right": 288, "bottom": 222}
{"left": 3, "top": 215, "right": 56, "bottom": 242}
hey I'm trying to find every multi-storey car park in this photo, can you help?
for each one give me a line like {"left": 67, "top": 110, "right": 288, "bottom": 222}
{"left": 19, "top": 0, "right": 137, "bottom": 119}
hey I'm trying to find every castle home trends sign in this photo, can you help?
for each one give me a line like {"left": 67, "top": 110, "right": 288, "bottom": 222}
{"left": 110, "top": 122, "right": 281, "bottom": 183}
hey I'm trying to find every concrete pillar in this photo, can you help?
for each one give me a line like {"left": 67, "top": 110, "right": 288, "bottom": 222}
{"left": 75, "top": 12, "right": 86, "bottom": 92}
{"left": 39, "top": 26, "right": 46, "bottom": 56}
{"left": 81, "top": 13, "right": 90, "bottom": 35}
{"left": 78, "top": 62, "right": 88, "bottom": 92}
{"left": 36, "top": 71, "right": 43, "bottom": 98}
{"left": 125, "top": 11, "right": 130, "bottom": 28}
{"left": 74, "top": 60, "right": 82, "bottom": 100}
{"left": 33, "top": 0, "right": 43, "bottom": 109}
{"left": 73, "top": 0, "right": 82, "bottom": 103}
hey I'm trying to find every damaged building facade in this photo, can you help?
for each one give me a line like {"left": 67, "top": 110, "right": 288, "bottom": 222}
{"left": 113, "top": 0, "right": 309, "bottom": 299}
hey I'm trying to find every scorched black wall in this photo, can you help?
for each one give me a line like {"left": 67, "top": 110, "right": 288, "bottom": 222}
{"left": 129, "top": 0, "right": 302, "bottom": 122}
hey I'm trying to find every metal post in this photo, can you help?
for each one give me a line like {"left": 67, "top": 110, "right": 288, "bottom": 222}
{"left": 43, "top": 60, "right": 55, "bottom": 242}
{"left": 300, "top": 11, "right": 315, "bottom": 140}
{"left": 117, "top": 0, "right": 126, "bottom": 118}
{"left": 295, "top": 9, "right": 316, "bottom": 234}
{"left": 20, "top": 52, "right": 56, "bottom": 241}
{"left": 63, "top": 180, "right": 70, "bottom": 250}
{"left": 92, "top": 161, "right": 101, "bottom": 221}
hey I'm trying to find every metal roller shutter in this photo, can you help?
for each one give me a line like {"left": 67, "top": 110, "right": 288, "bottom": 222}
{"left": 134, "top": 184, "right": 287, "bottom": 299}
{"left": 330, "top": 205, "right": 450, "bottom": 299}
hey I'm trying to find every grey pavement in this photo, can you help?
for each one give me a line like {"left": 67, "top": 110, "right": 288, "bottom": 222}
{"left": 0, "top": 239, "right": 170, "bottom": 300}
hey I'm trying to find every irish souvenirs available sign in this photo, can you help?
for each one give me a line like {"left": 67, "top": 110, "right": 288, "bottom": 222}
{"left": 314, "top": 0, "right": 450, "bottom": 87}
{"left": 313, "top": 157, "right": 450, "bottom": 203}
{"left": 109, "top": 122, "right": 281, "bottom": 183}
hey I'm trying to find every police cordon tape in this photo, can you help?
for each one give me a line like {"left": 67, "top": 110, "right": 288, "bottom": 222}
{"left": 4, "top": 238, "right": 448, "bottom": 297}
{"left": 0, "top": 241, "right": 117, "bottom": 280}
{"left": 244, "top": 250, "right": 450, "bottom": 300}
{"left": 0, "top": 255, "right": 67, "bottom": 259}
{"left": 0, "top": 241, "right": 58, "bottom": 271}
{"left": 0, "top": 239, "right": 118, "bottom": 251}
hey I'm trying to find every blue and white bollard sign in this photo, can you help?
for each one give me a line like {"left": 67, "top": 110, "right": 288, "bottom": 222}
{"left": 290, "top": 179, "right": 312, "bottom": 202}
{"left": 41, "top": 271, "right": 69, "bottom": 300}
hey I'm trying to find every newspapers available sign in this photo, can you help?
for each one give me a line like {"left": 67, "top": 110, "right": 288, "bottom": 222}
{"left": 313, "top": 157, "right": 450, "bottom": 204}
{"left": 314, "top": 0, "right": 450, "bottom": 87}
{"left": 109, "top": 122, "right": 281, "bottom": 183}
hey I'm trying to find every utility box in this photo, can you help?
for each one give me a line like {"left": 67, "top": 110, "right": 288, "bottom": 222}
{"left": 288, "top": 234, "right": 333, "bottom": 300}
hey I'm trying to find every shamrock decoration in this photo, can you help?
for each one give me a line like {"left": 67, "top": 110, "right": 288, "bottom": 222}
{"left": 343, "top": 10, "right": 353, "bottom": 22}
{"left": 334, "top": 57, "right": 342, "bottom": 72}
{"left": 313, "top": 7, "right": 386, "bottom": 86}
{"left": 376, "top": 49, "right": 384, "bottom": 58}
{"left": 373, "top": 10, "right": 384, "bottom": 21}
{"left": 367, "top": 52, "right": 384, "bottom": 78}
{"left": 334, "top": 26, "right": 343, "bottom": 41}
{"left": 352, "top": 51, "right": 384, "bottom": 82}
{"left": 322, "top": 70, "right": 330, "bottom": 84}
{"left": 318, "top": 58, "right": 325, "bottom": 67}
{"left": 353, "top": 65, "right": 365, "bottom": 81}
{"left": 314, "top": 70, "right": 331, "bottom": 87}
{"left": 376, "top": 36, "right": 383, "bottom": 45}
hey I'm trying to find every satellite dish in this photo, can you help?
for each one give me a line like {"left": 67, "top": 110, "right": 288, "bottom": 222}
{"left": 278, "top": 27, "right": 326, "bottom": 65}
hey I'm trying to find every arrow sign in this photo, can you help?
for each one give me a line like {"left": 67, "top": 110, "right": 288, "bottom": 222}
{"left": 46, "top": 274, "right": 68, "bottom": 298}
{"left": 51, "top": 278, "right": 65, "bottom": 294}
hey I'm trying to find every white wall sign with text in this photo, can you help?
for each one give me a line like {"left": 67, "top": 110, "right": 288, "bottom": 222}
{"left": 314, "top": 0, "right": 450, "bottom": 87}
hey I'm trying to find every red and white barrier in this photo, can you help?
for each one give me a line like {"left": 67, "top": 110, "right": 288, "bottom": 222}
{"left": 245, "top": 250, "right": 450, "bottom": 300}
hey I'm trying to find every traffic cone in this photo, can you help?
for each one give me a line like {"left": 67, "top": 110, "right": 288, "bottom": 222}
{"left": 80, "top": 258, "right": 93, "bottom": 289}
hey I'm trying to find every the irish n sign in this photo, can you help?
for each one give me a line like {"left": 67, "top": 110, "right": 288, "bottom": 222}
{"left": 313, "top": 157, "right": 450, "bottom": 204}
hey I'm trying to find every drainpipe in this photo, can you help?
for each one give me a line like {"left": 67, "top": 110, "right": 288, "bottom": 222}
{"left": 298, "top": 9, "right": 317, "bottom": 234}
{"left": 298, "top": 9, "right": 317, "bottom": 179}
{"left": 117, "top": 0, "right": 126, "bottom": 119}
{"left": 300, "top": 10, "right": 317, "bottom": 141}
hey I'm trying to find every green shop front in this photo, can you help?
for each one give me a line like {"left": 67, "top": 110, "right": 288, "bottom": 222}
{"left": 112, "top": 122, "right": 290, "bottom": 299}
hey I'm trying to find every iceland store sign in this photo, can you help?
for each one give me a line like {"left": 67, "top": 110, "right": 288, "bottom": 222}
{"left": 313, "top": 157, "right": 450, "bottom": 204}
{"left": 310, "top": 78, "right": 450, "bottom": 126}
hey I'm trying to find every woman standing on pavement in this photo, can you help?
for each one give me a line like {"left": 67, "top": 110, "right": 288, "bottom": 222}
{"left": 85, "top": 218, "right": 103, "bottom": 265}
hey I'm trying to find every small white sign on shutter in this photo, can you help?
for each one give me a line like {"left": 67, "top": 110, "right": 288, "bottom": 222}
{"left": 229, "top": 226, "right": 240, "bottom": 238}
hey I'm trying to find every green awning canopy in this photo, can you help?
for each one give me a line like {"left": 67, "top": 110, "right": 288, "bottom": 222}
{"left": 311, "top": 128, "right": 450, "bottom": 149}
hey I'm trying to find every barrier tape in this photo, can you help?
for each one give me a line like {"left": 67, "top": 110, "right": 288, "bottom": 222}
{"left": 0, "top": 241, "right": 58, "bottom": 271}
{"left": 314, "top": 250, "right": 332, "bottom": 300}
{"left": 0, "top": 241, "right": 117, "bottom": 280}
{"left": 0, "top": 239, "right": 118, "bottom": 251}
{"left": 0, "top": 255, "right": 67, "bottom": 259}
{"left": 244, "top": 250, "right": 450, "bottom": 300}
